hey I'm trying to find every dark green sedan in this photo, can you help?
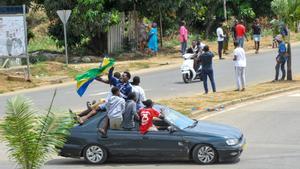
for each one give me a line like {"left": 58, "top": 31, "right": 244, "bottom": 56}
{"left": 59, "top": 105, "right": 246, "bottom": 164}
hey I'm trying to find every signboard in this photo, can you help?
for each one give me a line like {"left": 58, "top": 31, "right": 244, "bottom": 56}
{"left": 0, "top": 15, "right": 26, "bottom": 57}
{"left": 57, "top": 10, "right": 71, "bottom": 24}
{"left": 57, "top": 10, "right": 71, "bottom": 65}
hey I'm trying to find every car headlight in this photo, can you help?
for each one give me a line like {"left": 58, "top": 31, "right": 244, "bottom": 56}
{"left": 226, "top": 138, "right": 239, "bottom": 146}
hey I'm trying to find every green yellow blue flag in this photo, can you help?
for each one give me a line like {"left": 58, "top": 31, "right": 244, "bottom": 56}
{"left": 76, "top": 57, "right": 115, "bottom": 97}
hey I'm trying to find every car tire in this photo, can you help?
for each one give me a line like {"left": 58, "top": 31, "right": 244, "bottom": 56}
{"left": 83, "top": 144, "right": 107, "bottom": 164}
{"left": 192, "top": 144, "right": 217, "bottom": 164}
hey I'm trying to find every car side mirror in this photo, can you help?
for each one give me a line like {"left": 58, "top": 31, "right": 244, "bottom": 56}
{"left": 168, "top": 126, "right": 177, "bottom": 133}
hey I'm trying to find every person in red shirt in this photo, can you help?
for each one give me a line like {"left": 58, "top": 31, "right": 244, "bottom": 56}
{"left": 138, "top": 99, "right": 164, "bottom": 134}
{"left": 235, "top": 20, "right": 248, "bottom": 48}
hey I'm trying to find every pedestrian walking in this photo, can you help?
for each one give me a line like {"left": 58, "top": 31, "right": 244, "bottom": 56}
{"left": 179, "top": 20, "right": 188, "bottom": 55}
{"left": 235, "top": 20, "right": 248, "bottom": 48}
{"left": 233, "top": 42, "right": 247, "bottom": 91}
{"left": 148, "top": 22, "right": 159, "bottom": 55}
{"left": 199, "top": 45, "right": 216, "bottom": 94}
{"left": 273, "top": 35, "right": 288, "bottom": 82}
{"left": 216, "top": 23, "right": 225, "bottom": 59}
{"left": 252, "top": 18, "right": 261, "bottom": 54}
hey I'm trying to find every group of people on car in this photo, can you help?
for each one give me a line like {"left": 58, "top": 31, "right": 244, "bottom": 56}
{"left": 70, "top": 66, "right": 164, "bottom": 137}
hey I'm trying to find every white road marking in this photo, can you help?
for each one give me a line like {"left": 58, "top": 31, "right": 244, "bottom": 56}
{"left": 198, "top": 90, "right": 300, "bottom": 120}
{"left": 289, "top": 93, "right": 300, "bottom": 97}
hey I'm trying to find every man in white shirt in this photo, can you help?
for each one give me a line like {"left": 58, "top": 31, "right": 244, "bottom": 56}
{"left": 131, "top": 76, "right": 146, "bottom": 110}
{"left": 233, "top": 42, "right": 247, "bottom": 91}
{"left": 216, "top": 23, "right": 225, "bottom": 60}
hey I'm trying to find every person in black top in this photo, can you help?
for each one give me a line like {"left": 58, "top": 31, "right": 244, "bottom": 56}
{"left": 252, "top": 18, "right": 261, "bottom": 54}
{"left": 231, "top": 19, "right": 238, "bottom": 44}
{"left": 199, "top": 45, "right": 216, "bottom": 94}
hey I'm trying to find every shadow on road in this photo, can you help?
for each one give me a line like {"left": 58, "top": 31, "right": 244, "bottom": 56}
{"left": 46, "top": 158, "right": 239, "bottom": 167}
{"left": 174, "top": 81, "right": 201, "bottom": 84}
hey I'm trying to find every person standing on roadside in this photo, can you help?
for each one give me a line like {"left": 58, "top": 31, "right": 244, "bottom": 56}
{"left": 252, "top": 18, "right": 261, "bottom": 54}
{"left": 179, "top": 20, "right": 188, "bottom": 55}
{"left": 148, "top": 22, "right": 159, "bottom": 55}
{"left": 216, "top": 23, "right": 225, "bottom": 60}
{"left": 233, "top": 42, "right": 247, "bottom": 91}
{"left": 273, "top": 35, "right": 288, "bottom": 82}
{"left": 199, "top": 45, "right": 216, "bottom": 94}
{"left": 231, "top": 19, "right": 238, "bottom": 45}
{"left": 138, "top": 17, "right": 147, "bottom": 52}
{"left": 235, "top": 20, "right": 248, "bottom": 48}
{"left": 223, "top": 22, "right": 230, "bottom": 54}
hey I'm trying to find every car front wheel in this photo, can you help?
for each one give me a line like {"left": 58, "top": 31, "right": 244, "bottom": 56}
{"left": 83, "top": 144, "right": 107, "bottom": 164}
{"left": 192, "top": 144, "right": 217, "bottom": 164}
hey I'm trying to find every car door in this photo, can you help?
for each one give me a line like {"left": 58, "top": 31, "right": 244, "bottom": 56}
{"left": 99, "top": 129, "right": 142, "bottom": 157}
{"left": 137, "top": 130, "right": 189, "bottom": 159}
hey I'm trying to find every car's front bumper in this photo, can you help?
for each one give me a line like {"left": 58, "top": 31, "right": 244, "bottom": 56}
{"left": 217, "top": 136, "right": 246, "bottom": 162}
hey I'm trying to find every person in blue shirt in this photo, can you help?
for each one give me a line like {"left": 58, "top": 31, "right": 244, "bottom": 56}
{"left": 108, "top": 67, "right": 132, "bottom": 99}
{"left": 148, "top": 22, "right": 159, "bottom": 55}
{"left": 273, "top": 35, "right": 288, "bottom": 81}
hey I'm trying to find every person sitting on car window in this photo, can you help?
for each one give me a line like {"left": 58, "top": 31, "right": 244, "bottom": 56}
{"left": 121, "top": 92, "right": 140, "bottom": 130}
{"left": 69, "top": 99, "right": 105, "bottom": 125}
{"left": 99, "top": 87, "right": 125, "bottom": 137}
{"left": 138, "top": 99, "right": 164, "bottom": 134}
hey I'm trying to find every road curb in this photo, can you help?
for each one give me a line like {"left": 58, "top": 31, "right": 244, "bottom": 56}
{"left": 190, "top": 86, "right": 300, "bottom": 118}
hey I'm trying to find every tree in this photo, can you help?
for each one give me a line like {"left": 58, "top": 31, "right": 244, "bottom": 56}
{"left": 43, "top": 0, "right": 123, "bottom": 54}
{"left": 271, "top": 0, "right": 300, "bottom": 80}
{"left": 0, "top": 95, "right": 74, "bottom": 169}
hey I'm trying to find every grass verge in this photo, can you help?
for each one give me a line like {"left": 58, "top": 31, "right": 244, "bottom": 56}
{"left": 158, "top": 76, "right": 300, "bottom": 116}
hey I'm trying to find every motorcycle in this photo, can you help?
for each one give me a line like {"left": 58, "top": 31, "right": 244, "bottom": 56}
{"left": 180, "top": 52, "right": 202, "bottom": 83}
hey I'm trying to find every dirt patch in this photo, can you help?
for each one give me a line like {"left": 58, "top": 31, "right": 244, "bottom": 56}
{"left": 158, "top": 76, "right": 300, "bottom": 116}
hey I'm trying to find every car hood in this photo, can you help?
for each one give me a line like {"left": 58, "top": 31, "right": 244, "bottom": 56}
{"left": 184, "top": 120, "right": 242, "bottom": 139}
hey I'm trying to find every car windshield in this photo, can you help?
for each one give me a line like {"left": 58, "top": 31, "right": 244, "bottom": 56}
{"left": 154, "top": 105, "right": 195, "bottom": 130}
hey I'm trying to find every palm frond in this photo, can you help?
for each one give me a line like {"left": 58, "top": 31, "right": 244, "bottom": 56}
{"left": 0, "top": 96, "right": 39, "bottom": 169}
{"left": 0, "top": 95, "right": 75, "bottom": 169}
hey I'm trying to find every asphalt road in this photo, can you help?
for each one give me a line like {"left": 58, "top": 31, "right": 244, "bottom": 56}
{"left": 0, "top": 46, "right": 300, "bottom": 115}
{"left": 0, "top": 90, "right": 299, "bottom": 169}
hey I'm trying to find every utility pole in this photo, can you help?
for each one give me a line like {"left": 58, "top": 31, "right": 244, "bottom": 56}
{"left": 287, "top": 28, "right": 292, "bottom": 80}
{"left": 159, "top": 4, "right": 163, "bottom": 48}
{"left": 223, "top": 0, "right": 227, "bottom": 21}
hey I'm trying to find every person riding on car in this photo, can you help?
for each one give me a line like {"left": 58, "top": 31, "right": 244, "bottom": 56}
{"left": 138, "top": 99, "right": 164, "bottom": 134}
{"left": 99, "top": 87, "right": 125, "bottom": 137}
{"left": 121, "top": 92, "right": 140, "bottom": 130}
